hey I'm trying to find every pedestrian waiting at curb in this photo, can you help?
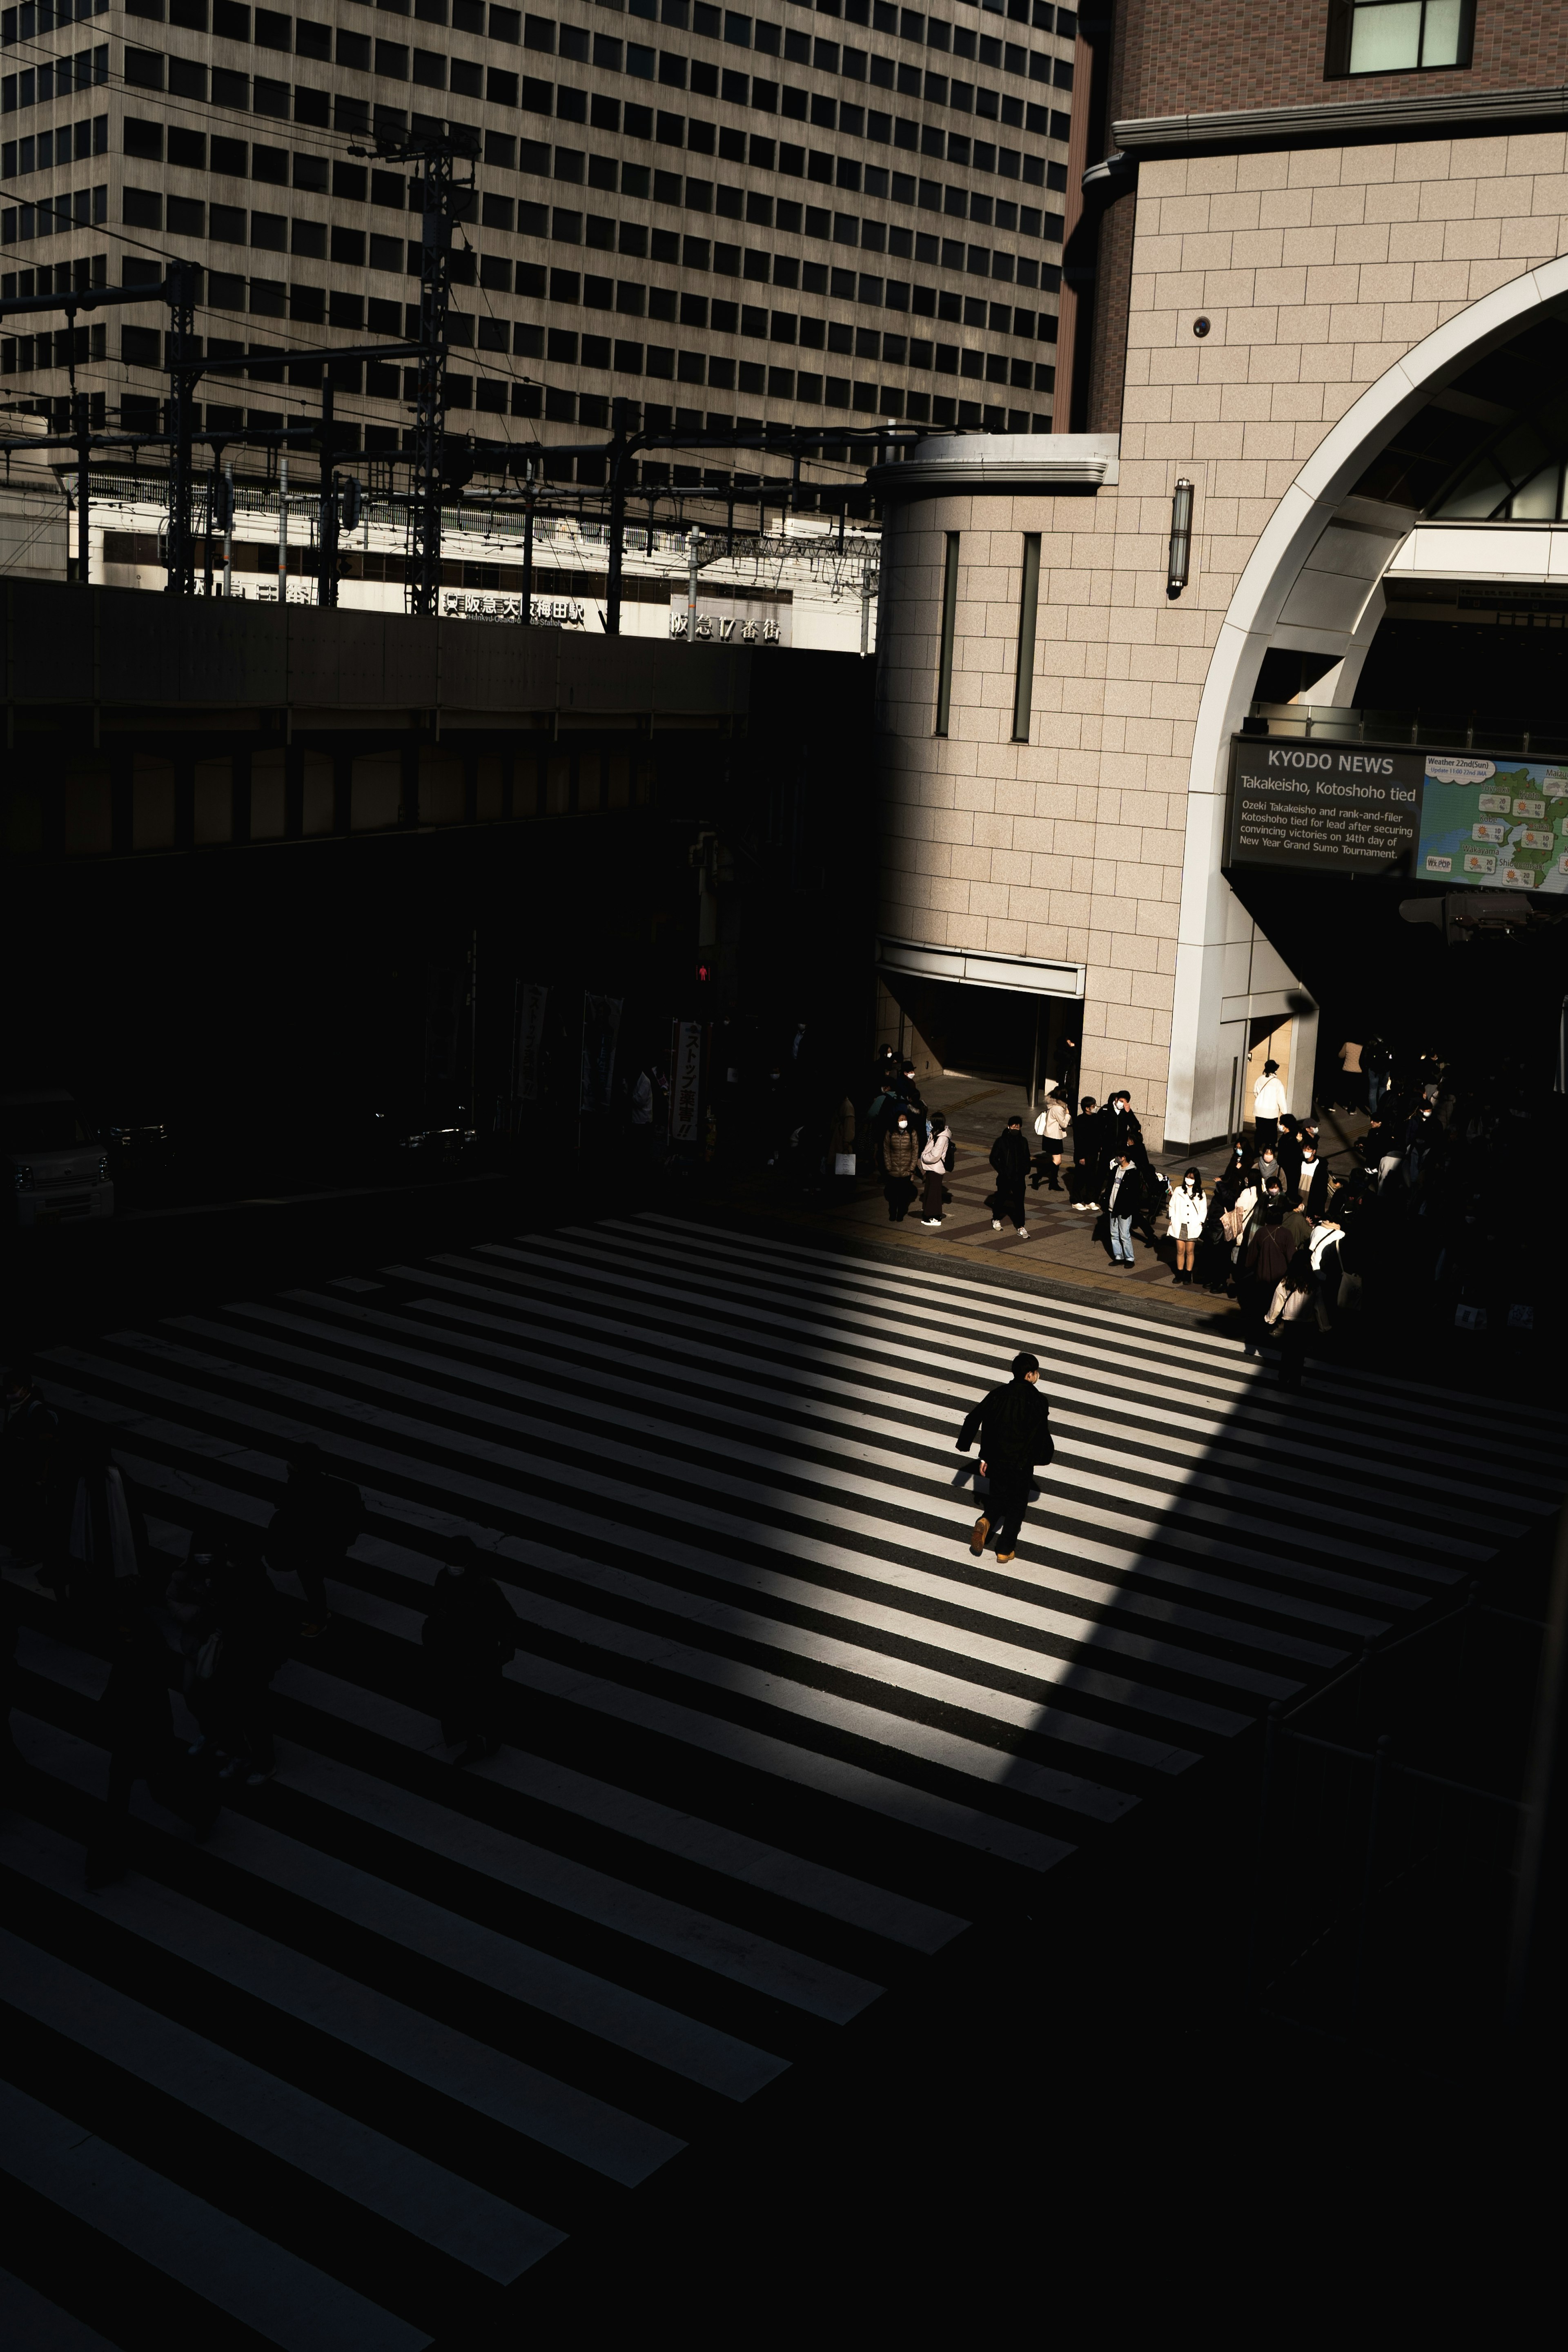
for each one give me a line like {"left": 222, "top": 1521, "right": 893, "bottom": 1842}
{"left": 988, "top": 1114, "right": 1031, "bottom": 1238}
{"left": 1104, "top": 1150, "right": 1143, "bottom": 1270}
{"left": 919, "top": 1113, "right": 954, "bottom": 1226}
{"left": 1069, "top": 1094, "right": 1106, "bottom": 1208}
{"left": 956, "top": 1350, "right": 1054, "bottom": 1566}
{"left": 878, "top": 1106, "right": 921, "bottom": 1223}
{"left": 1031, "top": 1087, "right": 1070, "bottom": 1192}
{"left": 1165, "top": 1165, "right": 1207, "bottom": 1285}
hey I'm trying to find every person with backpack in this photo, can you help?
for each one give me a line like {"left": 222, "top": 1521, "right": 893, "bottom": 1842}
{"left": 988, "top": 1114, "right": 1031, "bottom": 1239}
{"left": 919, "top": 1113, "right": 955, "bottom": 1226}
{"left": 955, "top": 1350, "right": 1054, "bottom": 1566}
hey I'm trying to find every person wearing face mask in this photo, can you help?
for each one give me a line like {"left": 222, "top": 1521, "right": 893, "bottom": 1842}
{"left": 1296, "top": 1138, "right": 1330, "bottom": 1219}
{"left": 1165, "top": 1166, "right": 1207, "bottom": 1285}
{"left": 878, "top": 1107, "right": 921, "bottom": 1222}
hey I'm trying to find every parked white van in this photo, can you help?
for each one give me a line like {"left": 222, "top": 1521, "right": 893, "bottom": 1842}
{"left": 4, "top": 1091, "right": 113, "bottom": 1227}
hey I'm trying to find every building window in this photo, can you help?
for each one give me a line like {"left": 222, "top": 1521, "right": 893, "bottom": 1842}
{"left": 1327, "top": 0, "right": 1474, "bottom": 77}
{"left": 934, "top": 530, "right": 959, "bottom": 737}
{"left": 1011, "top": 534, "right": 1040, "bottom": 743}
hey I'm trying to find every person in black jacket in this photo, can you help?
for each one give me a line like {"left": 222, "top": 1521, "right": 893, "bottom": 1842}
{"left": 988, "top": 1115, "right": 1031, "bottom": 1238}
{"left": 1296, "top": 1141, "right": 1330, "bottom": 1218}
{"left": 1070, "top": 1095, "right": 1107, "bottom": 1208}
{"left": 422, "top": 1537, "right": 519, "bottom": 1764}
{"left": 956, "top": 1351, "right": 1053, "bottom": 1564}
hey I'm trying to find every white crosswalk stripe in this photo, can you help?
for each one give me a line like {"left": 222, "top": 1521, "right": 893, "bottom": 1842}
{"left": 5, "top": 1212, "right": 1560, "bottom": 2343}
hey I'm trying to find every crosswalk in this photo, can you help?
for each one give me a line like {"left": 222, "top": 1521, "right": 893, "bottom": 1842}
{"left": 5, "top": 1212, "right": 1562, "bottom": 2345}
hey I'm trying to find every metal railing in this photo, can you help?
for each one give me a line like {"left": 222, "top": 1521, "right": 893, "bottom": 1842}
{"left": 1249, "top": 701, "right": 1568, "bottom": 757}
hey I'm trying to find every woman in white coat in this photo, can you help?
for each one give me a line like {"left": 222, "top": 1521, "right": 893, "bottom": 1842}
{"left": 1165, "top": 1166, "right": 1207, "bottom": 1286}
{"left": 1031, "top": 1087, "right": 1071, "bottom": 1193}
{"left": 919, "top": 1114, "right": 954, "bottom": 1226}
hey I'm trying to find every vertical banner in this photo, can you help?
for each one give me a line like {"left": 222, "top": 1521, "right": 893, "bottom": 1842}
{"left": 579, "top": 992, "right": 623, "bottom": 1114}
{"left": 670, "top": 1019, "right": 704, "bottom": 1144}
{"left": 512, "top": 981, "right": 549, "bottom": 1102}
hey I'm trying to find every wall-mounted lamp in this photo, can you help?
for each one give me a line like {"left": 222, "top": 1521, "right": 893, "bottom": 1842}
{"left": 1167, "top": 477, "right": 1194, "bottom": 599}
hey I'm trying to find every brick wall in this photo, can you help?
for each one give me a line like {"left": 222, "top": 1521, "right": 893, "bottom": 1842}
{"left": 1111, "top": 1, "right": 1568, "bottom": 125}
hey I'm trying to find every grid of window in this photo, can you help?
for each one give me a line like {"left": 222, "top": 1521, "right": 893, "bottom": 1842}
{"left": 0, "top": 0, "right": 1071, "bottom": 462}
{"left": 1, "top": 108, "right": 106, "bottom": 174}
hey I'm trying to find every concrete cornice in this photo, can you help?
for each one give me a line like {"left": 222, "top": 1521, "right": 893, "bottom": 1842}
{"left": 869, "top": 433, "right": 1120, "bottom": 497}
{"left": 1115, "top": 81, "right": 1568, "bottom": 154}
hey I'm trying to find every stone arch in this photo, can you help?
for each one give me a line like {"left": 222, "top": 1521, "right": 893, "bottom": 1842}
{"left": 1165, "top": 253, "right": 1568, "bottom": 1148}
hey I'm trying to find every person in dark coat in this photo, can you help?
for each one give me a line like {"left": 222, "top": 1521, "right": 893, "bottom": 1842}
{"left": 422, "top": 1537, "right": 519, "bottom": 1764}
{"left": 989, "top": 1115, "right": 1031, "bottom": 1238}
{"left": 86, "top": 1599, "right": 178, "bottom": 1889}
{"left": 1240, "top": 1193, "right": 1297, "bottom": 1353}
{"left": 956, "top": 1351, "right": 1054, "bottom": 1564}
{"left": 1106, "top": 1091, "right": 1148, "bottom": 1169}
{"left": 264, "top": 1443, "right": 364, "bottom": 1638}
{"left": 1069, "top": 1096, "right": 1106, "bottom": 1207}
{"left": 1296, "top": 1140, "right": 1330, "bottom": 1218}
{"left": 878, "top": 1109, "right": 921, "bottom": 1222}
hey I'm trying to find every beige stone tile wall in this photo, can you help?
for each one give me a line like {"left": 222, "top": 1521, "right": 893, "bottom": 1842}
{"left": 878, "top": 134, "right": 1568, "bottom": 1147}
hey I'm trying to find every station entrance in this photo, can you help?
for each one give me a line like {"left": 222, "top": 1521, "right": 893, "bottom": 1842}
{"left": 875, "top": 939, "right": 1085, "bottom": 1104}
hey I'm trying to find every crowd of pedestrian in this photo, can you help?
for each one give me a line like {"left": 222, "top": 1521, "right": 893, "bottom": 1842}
{"left": 860, "top": 1025, "right": 1554, "bottom": 1379}
{"left": 0, "top": 1379, "right": 520, "bottom": 1885}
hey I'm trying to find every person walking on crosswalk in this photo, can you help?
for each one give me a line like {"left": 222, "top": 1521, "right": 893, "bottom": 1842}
{"left": 956, "top": 1351, "right": 1054, "bottom": 1565}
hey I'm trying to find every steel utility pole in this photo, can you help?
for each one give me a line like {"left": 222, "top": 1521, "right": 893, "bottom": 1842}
{"left": 606, "top": 397, "right": 632, "bottom": 638}
{"left": 362, "top": 124, "right": 479, "bottom": 617}
{"left": 520, "top": 458, "right": 535, "bottom": 626}
{"left": 317, "top": 378, "right": 338, "bottom": 608}
{"left": 163, "top": 261, "right": 198, "bottom": 595}
{"left": 71, "top": 386, "right": 89, "bottom": 587}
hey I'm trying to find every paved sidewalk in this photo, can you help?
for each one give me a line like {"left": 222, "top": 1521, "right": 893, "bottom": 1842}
{"left": 712, "top": 1077, "right": 1372, "bottom": 1322}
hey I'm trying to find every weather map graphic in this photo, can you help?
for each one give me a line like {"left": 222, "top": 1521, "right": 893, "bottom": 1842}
{"left": 1417, "top": 755, "right": 1568, "bottom": 893}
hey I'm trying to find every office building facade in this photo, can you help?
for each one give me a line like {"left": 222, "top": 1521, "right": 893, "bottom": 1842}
{"left": 875, "top": 1, "right": 1568, "bottom": 1149}
{"left": 2, "top": 0, "right": 1076, "bottom": 487}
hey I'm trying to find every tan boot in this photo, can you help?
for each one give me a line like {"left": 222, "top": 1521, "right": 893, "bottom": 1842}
{"left": 996, "top": 1548, "right": 1016, "bottom": 1565}
{"left": 970, "top": 1515, "right": 990, "bottom": 1555}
